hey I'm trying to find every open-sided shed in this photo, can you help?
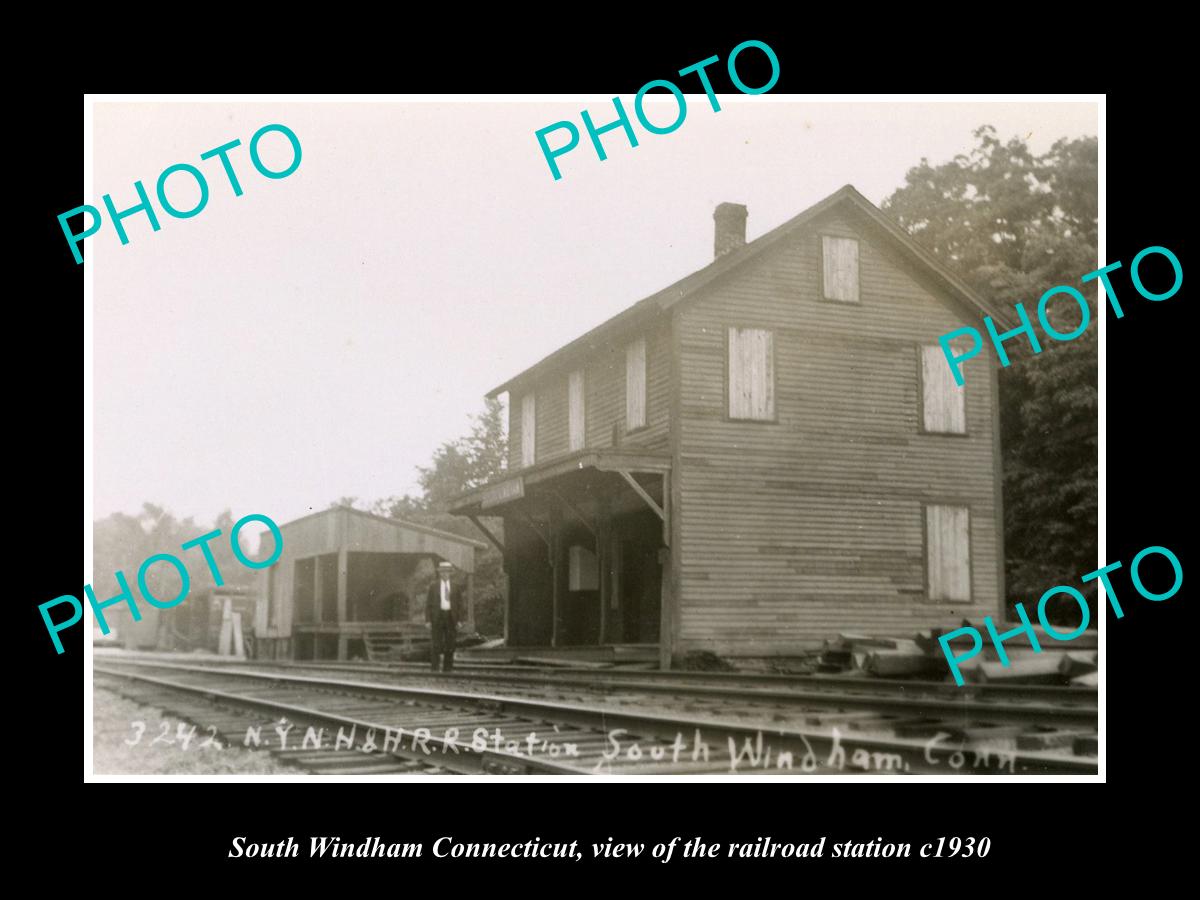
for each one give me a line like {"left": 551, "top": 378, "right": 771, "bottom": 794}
{"left": 254, "top": 506, "right": 486, "bottom": 661}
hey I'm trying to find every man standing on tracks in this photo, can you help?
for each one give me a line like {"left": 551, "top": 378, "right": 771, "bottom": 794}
{"left": 426, "top": 561, "right": 461, "bottom": 673}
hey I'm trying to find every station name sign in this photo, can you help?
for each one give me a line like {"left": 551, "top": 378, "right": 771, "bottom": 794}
{"left": 480, "top": 477, "right": 524, "bottom": 509}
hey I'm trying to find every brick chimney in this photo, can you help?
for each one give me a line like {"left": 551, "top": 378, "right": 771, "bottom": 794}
{"left": 713, "top": 202, "right": 747, "bottom": 258}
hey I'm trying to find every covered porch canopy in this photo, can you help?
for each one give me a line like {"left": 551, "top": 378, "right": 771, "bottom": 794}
{"left": 450, "top": 450, "right": 672, "bottom": 650}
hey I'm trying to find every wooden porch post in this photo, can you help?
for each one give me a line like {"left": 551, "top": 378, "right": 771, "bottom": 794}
{"left": 597, "top": 502, "right": 611, "bottom": 645}
{"left": 503, "top": 551, "right": 512, "bottom": 645}
{"left": 336, "top": 548, "right": 349, "bottom": 661}
{"left": 311, "top": 559, "right": 323, "bottom": 659}
{"left": 550, "top": 506, "right": 563, "bottom": 648}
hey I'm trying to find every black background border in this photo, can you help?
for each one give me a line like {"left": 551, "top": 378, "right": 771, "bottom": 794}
{"left": 20, "top": 25, "right": 1189, "bottom": 883}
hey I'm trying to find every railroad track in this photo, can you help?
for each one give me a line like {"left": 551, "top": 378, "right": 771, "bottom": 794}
{"left": 98, "top": 649, "right": 1091, "bottom": 701}
{"left": 95, "top": 658, "right": 1098, "bottom": 776}
{"left": 96, "top": 650, "right": 1097, "bottom": 723}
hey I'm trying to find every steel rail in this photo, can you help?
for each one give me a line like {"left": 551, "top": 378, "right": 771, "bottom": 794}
{"left": 96, "top": 666, "right": 577, "bottom": 775}
{"left": 96, "top": 650, "right": 1097, "bottom": 710}
{"left": 97, "top": 655, "right": 1098, "bottom": 727}
{"left": 96, "top": 660, "right": 1098, "bottom": 776}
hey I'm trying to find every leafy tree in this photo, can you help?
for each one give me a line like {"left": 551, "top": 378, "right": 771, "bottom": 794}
{"left": 883, "top": 126, "right": 1098, "bottom": 621}
{"left": 368, "top": 397, "right": 509, "bottom": 635}
{"left": 92, "top": 504, "right": 257, "bottom": 644}
{"left": 417, "top": 396, "right": 507, "bottom": 508}
{"left": 370, "top": 494, "right": 426, "bottom": 519}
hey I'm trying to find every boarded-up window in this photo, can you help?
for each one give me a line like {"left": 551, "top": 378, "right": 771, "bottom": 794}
{"left": 822, "top": 235, "right": 860, "bottom": 302}
{"left": 926, "top": 505, "right": 971, "bottom": 602}
{"left": 728, "top": 327, "right": 775, "bottom": 420}
{"left": 921, "top": 345, "right": 966, "bottom": 434}
{"left": 521, "top": 393, "right": 536, "bottom": 467}
{"left": 626, "top": 337, "right": 646, "bottom": 430}
{"left": 568, "top": 369, "right": 585, "bottom": 451}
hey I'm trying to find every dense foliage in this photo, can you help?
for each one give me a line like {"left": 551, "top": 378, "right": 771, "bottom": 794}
{"left": 883, "top": 126, "right": 1098, "bottom": 618}
{"left": 367, "top": 397, "right": 509, "bottom": 634}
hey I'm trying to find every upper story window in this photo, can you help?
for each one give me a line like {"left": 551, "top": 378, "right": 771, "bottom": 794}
{"left": 926, "top": 504, "right": 971, "bottom": 602}
{"left": 626, "top": 337, "right": 647, "bottom": 431}
{"left": 920, "top": 345, "right": 966, "bottom": 434}
{"left": 822, "top": 235, "right": 860, "bottom": 303}
{"left": 520, "top": 393, "right": 536, "bottom": 467}
{"left": 728, "top": 327, "right": 775, "bottom": 421}
{"left": 568, "top": 369, "right": 586, "bottom": 451}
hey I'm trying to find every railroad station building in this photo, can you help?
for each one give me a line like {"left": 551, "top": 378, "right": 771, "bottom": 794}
{"left": 450, "top": 185, "right": 1009, "bottom": 668}
{"left": 254, "top": 506, "right": 486, "bottom": 661}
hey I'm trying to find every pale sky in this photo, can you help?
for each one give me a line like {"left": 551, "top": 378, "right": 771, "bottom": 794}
{"left": 91, "top": 98, "right": 1098, "bottom": 527}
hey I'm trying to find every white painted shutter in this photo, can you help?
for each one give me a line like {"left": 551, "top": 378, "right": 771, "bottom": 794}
{"left": 568, "top": 369, "right": 585, "bottom": 451}
{"left": 926, "top": 505, "right": 970, "bottom": 602}
{"left": 626, "top": 338, "right": 646, "bottom": 430}
{"left": 728, "top": 327, "right": 775, "bottom": 420}
{"left": 822, "top": 235, "right": 860, "bottom": 302}
{"left": 921, "top": 345, "right": 966, "bottom": 433}
{"left": 521, "top": 393, "right": 536, "bottom": 467}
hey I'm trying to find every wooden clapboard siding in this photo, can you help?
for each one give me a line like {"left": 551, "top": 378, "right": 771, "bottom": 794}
{"left": 505, "top": 322, "right": 671, "bottom": 469}
{"left": 674, "top": 214, "right": 1001, "bottom": 653}
{"left": 583, "top": 342, "right": 625, "bottom": 450}
{"left": 521, "top": 393, "right": 537, "bottom": 467}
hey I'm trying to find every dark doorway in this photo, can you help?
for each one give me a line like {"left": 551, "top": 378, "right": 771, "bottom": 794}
{"left": 293, "top": 557, "right": 316, "bottom": 624}
{"left": 379, "top": 591, "right": 411, "bottom": 622}
{"left": 506, "top": 519, "right": 553, "bottom": 646}
{"left": 294, "top": 632, "right": 315, "bottom": 660}
{"left": 614, "top": 510, "right": 662, "bottom": 644}
{"left": 347, "top": 552, "right": 409, "bottom": 622}
{"left": 317, "top": 553, "right": 338, "bottom": 623}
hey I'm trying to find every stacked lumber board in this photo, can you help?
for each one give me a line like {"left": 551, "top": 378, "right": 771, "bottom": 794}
{"left": 816, "top": 628, "right": 1099, "bottom": 686}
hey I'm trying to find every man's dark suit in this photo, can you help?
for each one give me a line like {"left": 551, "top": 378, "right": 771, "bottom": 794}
{"left": 425, "top": 579, "right": 461, "bottom": 672}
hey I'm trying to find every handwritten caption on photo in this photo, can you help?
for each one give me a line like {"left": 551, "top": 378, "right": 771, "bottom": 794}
{"left": 124, "top": 716, "right": 1021, "bottom": 776}
{"left": 124, "top": 718, "right": 226, "bottom": 751}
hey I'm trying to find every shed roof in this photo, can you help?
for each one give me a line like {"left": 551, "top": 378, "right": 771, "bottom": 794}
{"left": 274, "top": 506, "right": 487, "bottom": 573}
{"left": 488, "top": 184, "right": 1007, "bottom": 399}
{"left": 279, "top": 505, "right": 487, "bottom": 547}
{"left": 449, "top": 448, "right": 671, "bottom": 516}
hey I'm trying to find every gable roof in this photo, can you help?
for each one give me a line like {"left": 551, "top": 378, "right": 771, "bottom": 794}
{"left": 488, "top": 184, "right": 1008, "bottom": 398}
{"left": 280, "top": 505, "right": 487, "bottom": 550}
